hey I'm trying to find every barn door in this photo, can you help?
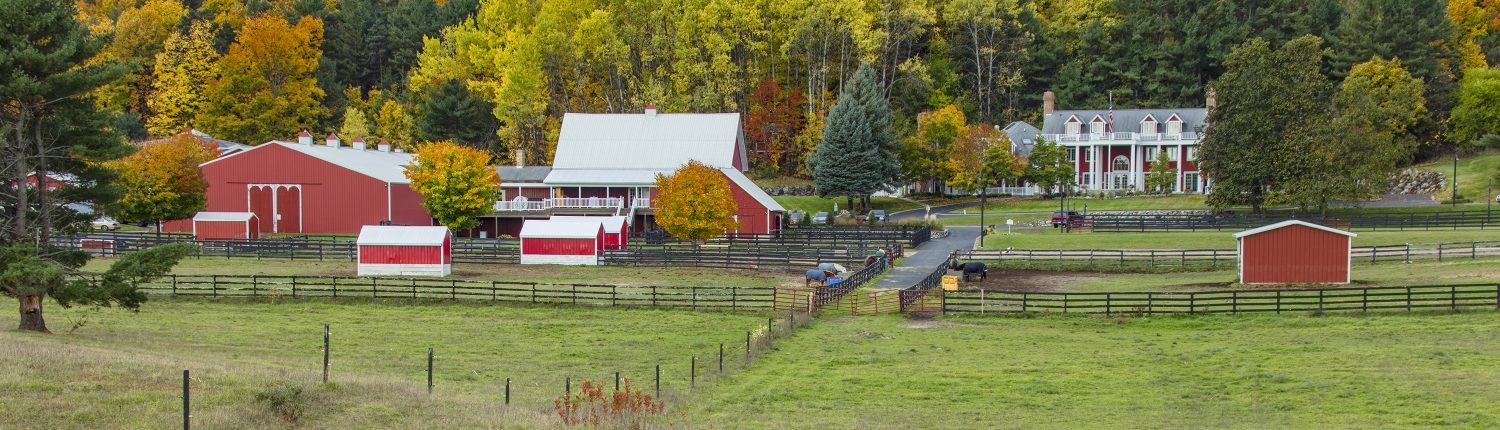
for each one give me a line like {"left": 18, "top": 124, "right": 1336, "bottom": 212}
{"left": 248, "top": 186, "right": 275, "bottom": 234}
{"left": 275, "top": 186, "right": 302, "bottom": 233}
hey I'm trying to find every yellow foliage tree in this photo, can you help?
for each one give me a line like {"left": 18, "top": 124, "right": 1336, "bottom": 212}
{"left": 404, "top": 141, "right": 500, "bottom": 231}
{"left": 197, "top": 15, "right": 327, "bottom": 144}
{"left": 105, "top": 134, "right": 220, "bottom": 234}
{"left": 653, "top": 161, "right": 739, "bottom": 242}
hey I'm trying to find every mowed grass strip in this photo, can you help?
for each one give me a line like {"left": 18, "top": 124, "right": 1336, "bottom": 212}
{"left": 684, "top": 313, "right": 1500, "bottom": 429}
{"left": 1, "top": 299, "right": 768, "bottom": 428}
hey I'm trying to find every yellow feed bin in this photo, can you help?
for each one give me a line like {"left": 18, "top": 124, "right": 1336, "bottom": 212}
{"left": 941, "top": 275, "right": 959, "bottom": 291}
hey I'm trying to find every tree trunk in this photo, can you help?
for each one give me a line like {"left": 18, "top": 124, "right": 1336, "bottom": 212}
{"left": 18, "top": 294, "right": 48, "bottom": 333}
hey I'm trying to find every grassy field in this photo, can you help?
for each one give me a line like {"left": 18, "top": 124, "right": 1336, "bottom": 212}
{"left": 979, "top": 228, "right": 1496, "bottom": 250}
{"left": 975, "top": 257, "right": 1500, "bottom": 293}
{"left": 772, "top": 196, "right": 923, "bottom": 215}
{"left": 79, "top": 257, "right": 801, "bottom": 288}
{"left": 1417, "top": 150, "right": 1500, "bottom": 202}
{"left": 1, "top": 299, "right": 768, "bottom": 428}
{"left": 685, "top": 313, "right": 1500, "bottom": 429}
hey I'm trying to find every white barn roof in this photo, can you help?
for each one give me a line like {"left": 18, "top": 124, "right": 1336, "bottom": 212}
{"left": 193, "top": 211, "right": 256, "bottom": 222}
{"left": 550, "top": 216, "right": 628, "bottom": 233}
{"left": 520, "top": 220, "right": 604, "bottom": 239}
{"left": 357, "top": 225, "right": 451, "bottom": 246}
{"left": 550, "top": 112, "right": 744, "bottom": 170}
{"left": 202, "top": 141, "right": 414, "bottom": 184}
{"left": 1233, "top": 220, "right": 1357, "bottom": 239}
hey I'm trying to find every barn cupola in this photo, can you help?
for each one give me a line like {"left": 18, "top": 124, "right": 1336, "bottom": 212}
{"left": 326, "top": 132, "right": 341, "bottom": 148}
{"left": 377, "top": 138, "right": 391, "bottom": 152}
{"left": 296, "top": 130, "right": 313, "bottom": 145}
{"left": 352, "top": 137, "right": 366, "bottom": 150}
{"left": 644, "top": 104, "right": 657, "bottom": 117}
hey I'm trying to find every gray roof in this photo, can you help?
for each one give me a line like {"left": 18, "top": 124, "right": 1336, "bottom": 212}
{"left": 551, "top": 112, "right": 746, "bottom": 170}
{"left": 1002, "top": 121, "right": 1040, "bottom": 157}
{"left": 1041, "top": 108, "right": 1208, "bottom": 135}
{"left": 497, "top": 166, "right": 552, "bottom": 183}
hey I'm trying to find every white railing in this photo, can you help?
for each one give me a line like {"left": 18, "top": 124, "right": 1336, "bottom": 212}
{"left": 494, "top": 200, "right": 549, "bottom": 211}
{"left": 551, "top": 197, "right": 623, "bottom": 208}
{"left": 1048, "top": 132, "right": 1199, "bottom": 143}
{"left": 632, "top": 197, "right": 653, "bottom": 208}
{"left": 494, "top": 197, "right": 655, "bottom": 212}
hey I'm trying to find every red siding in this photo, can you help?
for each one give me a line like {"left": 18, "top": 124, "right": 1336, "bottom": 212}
{"left": 359, "top": 245, "right": 444, "bottom": 264}
{"left": 522, "top": 237, "right": 597, "bottom": 255}
{"left": 194, "top": 219, "right": 256, "bottom": 240}
{"left": 725, "top": 171, "right": 773, "bottom": 235}
{"left": 1241, "top": 225, "right": 1350, "bottom": 284}
{"left": 187, "top": 144, "right": 433, "bottom": 234}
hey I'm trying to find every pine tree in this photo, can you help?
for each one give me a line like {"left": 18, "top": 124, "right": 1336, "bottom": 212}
{"left": 809, "top": 64, "right": 899, "bottom": 211}
{"left": 147, "top": 21, "right": 219, "bottom": 137}
{"left": 415, "top": 80, "right": 501, "bottom": 155}
{"left": 1328, "top": 0, "right": 1456, "bottom": 134}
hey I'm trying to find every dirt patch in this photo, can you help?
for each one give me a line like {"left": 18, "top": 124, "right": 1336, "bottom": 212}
{"left": 956, "top": 269, "right": 1110, "bottom": 292}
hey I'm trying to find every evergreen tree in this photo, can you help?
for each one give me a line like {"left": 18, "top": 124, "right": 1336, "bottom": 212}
{"left": 1200, "top": 36, "right": 1332, "bottom": 212}
{"left": 415, "top": 80, "right": 501, "bottom": 155}
{"left": 147, "top": 21, "right": 219, "bottom": 137}
{"left": 1328, "top": 0, "right": 1456, "bottom": 141}
{"left": 809, "top": 64, "right": 899, "bottom": 210}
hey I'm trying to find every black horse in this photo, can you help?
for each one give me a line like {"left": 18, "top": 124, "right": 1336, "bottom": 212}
{"left": 950, "top": 261, "right": 987, "bottom": 281}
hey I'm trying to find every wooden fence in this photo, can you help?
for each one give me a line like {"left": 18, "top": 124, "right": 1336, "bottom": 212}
{"left": 955, "top": 240, "right": 1500, "bottom": 272}
{"left": 943, "top": 283, "right": 1500, "bottom": 315}
{"left": 58, "top": 232, "right": 520, "bottom": 263}
{"left": 126, "top": 274, "right": 773, "bottom": 310}
{"left": 1090, "top": 210, "right": 1498, "bottom": 232}
{"left": 782, "top": 224, "right": 932, "bottom": 247}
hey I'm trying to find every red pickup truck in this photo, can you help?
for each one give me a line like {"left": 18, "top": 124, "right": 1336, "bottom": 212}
{"left": 1050, "top": 211, "right": 1084, "bottom": 228}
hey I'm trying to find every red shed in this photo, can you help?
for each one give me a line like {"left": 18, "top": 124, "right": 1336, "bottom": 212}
{"left": 164, "top": 133, "right": 432, "bottom": 235}
{"left": 192, "top": 212, "right": 259, "bottom": 240}
{"left": 357, "top": 225, "right": 452, "bottom": 276}
{"left": 550, "top": 216, "right": 629, "bottom": 250}
{"left": 519, "top": 220, "right": 605, "bottom": 265}
{"left": 1235, "top": 220, "right": 1356, "bottom": 284}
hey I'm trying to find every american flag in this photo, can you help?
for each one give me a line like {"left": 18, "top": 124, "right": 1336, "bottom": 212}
{"left": 1106, "top": 91, "right": 1114, "bottom": 133}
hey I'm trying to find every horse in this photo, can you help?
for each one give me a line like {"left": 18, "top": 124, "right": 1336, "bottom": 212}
{"left": 805, "top": 269, "right": 830, "bottom": 287}
{"left": 957, "top": 262, "right": 987, "bottom": 281}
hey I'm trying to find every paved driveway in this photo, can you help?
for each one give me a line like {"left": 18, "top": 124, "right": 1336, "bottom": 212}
{"left": 874, "top": 226, "right": 979, "bottom": 289}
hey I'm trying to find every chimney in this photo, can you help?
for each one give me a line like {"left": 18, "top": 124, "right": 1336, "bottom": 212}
{"left": 326, "top": 132, "right": 341, "bottom": 148}
{"left": 1043, "top": 91, "right": 1056, "bottom": 116}
{"left": 514, "top": 149, "right": 525, "bottom": 168}
{"left": 352, "top": 137, "right": 366, "bottom": 150}
{"left": 377, "top": 138, "right": 391, "bottom": 152}
{"left": 1206, "top": 88, "right": 1217, "bottom": 111}
{"left": 296, "top": 130, "right": 313, "bottom": 145}
{"left": 644, "top": 104, "right": 657, "bottom": 117}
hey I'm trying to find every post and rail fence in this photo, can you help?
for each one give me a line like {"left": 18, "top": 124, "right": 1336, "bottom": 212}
{"left": 942, "top": 283, "right": 1500, "bottom": 315}
{"left": 953, "top": 240, "right": 1500, "bottom": 272}
{"left": 1089, "top": 210, "right": 1498, "bottom": 232}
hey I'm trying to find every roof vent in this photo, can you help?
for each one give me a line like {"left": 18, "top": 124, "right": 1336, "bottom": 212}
{"left": 377, "top": 139, "right": 391, "bottom": 152}
{"left": 644, "top": 104, "right": 657, "bottom": 117}
{"left": 296, "top": 130, "right": 313, "bottom": 145}
{"left": 326, "top": 133, "right": 341, "bottom": 148}
{"left": 352, "top": 137, "right": 366, "bottom": 150}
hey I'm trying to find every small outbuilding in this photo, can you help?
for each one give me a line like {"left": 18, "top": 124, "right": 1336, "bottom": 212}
{"left": 550, "top": 215, "right": 629, "bottom": 250}
{"left": 192, "top": 212, "right": 260, "bottom": 240}
{"left": 356, "top": 225, "right": 452, "bottom": 276}
{"left": 1235, "top": 220, "right": 1356, "bottom": 284}
{"left": 519, "top": 219, "right": 606, "bottom": 265}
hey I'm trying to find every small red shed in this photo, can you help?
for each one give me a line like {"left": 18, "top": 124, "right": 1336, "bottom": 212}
{"left": 1235, "top": 220, "right": 1356, "bottom": 284}
{"left": 550, "top": 216, "right": 629, "bottom": 250}
{"left": 519, "top": 220, "right": 606, "bottom": 265}
{"left": 192, "top": 212, "right": 260, "bottom": 240}
{"left": 356, "top": 225, "right": 452, "bottom": 276}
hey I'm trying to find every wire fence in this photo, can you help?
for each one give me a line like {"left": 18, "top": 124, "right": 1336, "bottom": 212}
{"left": 1090, "top": 210, "right": 1498, "bottom": 232}
{"left": 942, "top": 283, "right": 1500, "bottom": 315}
{"left": 954, "top": 240, "right": 1500, "bottom": 272}
{"left": 122, "top": 274, "right": 775, "bottom": 310}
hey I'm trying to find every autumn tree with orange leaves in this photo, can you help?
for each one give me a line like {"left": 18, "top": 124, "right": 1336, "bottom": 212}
{"left": 106, "top": 134, "right": 221, "bottom": 236}
{"left": 196, "top": 15, "right": 326, "bottom": 144}
{"left": 404, "top": 141, "right": 500, "bottom": 231}
{"left": 653, "top": 161, "right": 739, "bottom": 242}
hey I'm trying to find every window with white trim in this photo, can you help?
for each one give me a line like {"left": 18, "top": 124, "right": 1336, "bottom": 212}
{"left": 1112, "top": 155, "right": 1129, "bottom": 171}
{"left": 1067, "top": 147, "right": 1077, "bottom": 162}
{"left": 1141, "top": 120, "right": 1156, "bottom": 134}
{"left": 1183, "top": 172, "right": 1200, "bottom": 193}
{"left": 1166, "top": 120, "right": 1183, "bottom": 135}
{"left": 1084, "top": 147, "right": 1094, "bottom": 162}
{"left": 1145, "top": 147, "right": 1159, "bottom": 161}
{"left": 1080, "top": 172, "right": 1093, "bottom": 187}
{"left": 1168, "top": 147, "right": 1179, "bottom": 162}
{"left": 1090, "top": 121, "right": 1105, "bottom": 135}
{"left": 1065, "top": 121, "right": 1082, "bottom": 135}
{"left": 1186, "top": 146, "right": 1197, "bottom": 161}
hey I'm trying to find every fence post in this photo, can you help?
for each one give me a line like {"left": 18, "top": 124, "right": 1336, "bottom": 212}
{"left": 690, "top": 356, "right": 696, "bottom": 388}
{"left": 745, "top": 331, "right": 751, "bottom": 362}
{"left": 531, "top": 283, "right": 538, "bottom": 303}
{"left": 291, "top": 276, "right": 298, "bottom": 298}
{"left": 505, "top": 378, "right": 510, "bottom": 405}
{"left": 1406, "top": 287, "right": 1412, "bottom": 312}
{"left": 491, "top": 281, "right": 497, "bottom": 301}
{"left": 322, "top": 324, "right": 330, "bottom": 384}
{"left": 1021, "top": 292, "right": 1028, "bottom": 313}
{"left": 980, "top": 289, "right": 986, "bottom": 314}
{"left": 654, "top": 364, "right": 661, "bottom": 398}
{"left": 451, "top": 280, "right": 457, "bottom": 300}
{"left": 1405, "top": 244, "right": 1411, "bottom": 263}
{"left": 182, "top": 369, "right": 190, "bottom": 430}
{"left": 332, "top": 278, "right": 338, "bottom": 298}
{"left": 212, "top": 275, "right": 218, "bottom": 298}
{"left": 1363, "top": 288, "right": 1369, "bottom": 313}
{"left": 171, "top": 275, "right": 178, "bottom": 296}
{"left": 1473, "top": 241, "right": 1478, "bottom": 260}
{"left": 719, "top": 343, "right": 724, "bottom": 373}
{"left": 427, "top": 348, "right": 434, "bottom": 395}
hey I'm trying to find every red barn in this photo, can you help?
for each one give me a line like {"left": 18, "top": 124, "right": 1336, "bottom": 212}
{"left": 166, "top": 132, "right": 431, "bottom": 235}
{"left": 1235, "top": 220, "right": 1356, "bottom": 284}
{"left": 519, "top": 220, "right": 605, "bottom": 265}
{"left": 550, "top": 216, "right": 629, "bottom": 250}
{"left": 192, "top": 212, "right": 259, "bottom": 240}
{"left": 356, "top": 225, "right": 452, "bottom": 276}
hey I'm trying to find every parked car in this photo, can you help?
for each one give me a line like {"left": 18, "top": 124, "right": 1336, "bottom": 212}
{"left": 1049, "top": 211, "right": 1083, "bottom": 228}
{"left": 869, "top": 210, "right": 887, "bottom": 223}
{"left": 812, "top": 211, "right": 830, "bottom": 224}
{"left": 91, "top": 216, "right": 121, "bottom": 231}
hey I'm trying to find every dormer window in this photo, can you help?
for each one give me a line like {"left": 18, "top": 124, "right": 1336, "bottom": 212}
{"left": 1140, "top": 114, "right": 1157, "bottom": 135}
{"left": 1166, "top": 114, "right": 1184, "bottom": 135}
{"left": 1064, "top": 116, "right": 1082, "bottom": 135}
{"left": 1089, "top": 116, "right": 1106, "bottom": 135}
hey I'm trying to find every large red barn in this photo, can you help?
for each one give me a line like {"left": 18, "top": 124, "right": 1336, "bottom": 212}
{"left": 166, "top": 133, "right": 431, "bottom": 234}
{"left": 1235, "top": 220, "right": 1356, "bottom": 284}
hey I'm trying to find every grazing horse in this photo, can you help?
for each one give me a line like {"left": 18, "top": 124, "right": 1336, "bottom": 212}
{"left": 805, "top": 269, "right": 830, "bottom": 287}
{"left": 959, "top": 262, "right": 987, "bottom": 281}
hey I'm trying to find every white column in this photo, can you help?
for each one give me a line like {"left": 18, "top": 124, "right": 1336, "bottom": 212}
{"left": 1176, "top": 145, "right": 1184, "bottom": 193}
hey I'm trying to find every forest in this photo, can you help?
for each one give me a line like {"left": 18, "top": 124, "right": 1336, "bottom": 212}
{"left": 51, "top": 0, "right": 1500, "bottom": 179}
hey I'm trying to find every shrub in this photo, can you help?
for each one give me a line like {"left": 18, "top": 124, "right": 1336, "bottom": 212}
{"left": 254, "top": 381, "right": 311, "bottom": 423}
{"left": 554, "top": 379, "right": 665, "bottom": 427}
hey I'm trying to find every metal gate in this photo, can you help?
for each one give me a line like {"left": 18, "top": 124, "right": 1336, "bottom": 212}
{"left": 899, "top": 288, "right": 945, "bottom": 313}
